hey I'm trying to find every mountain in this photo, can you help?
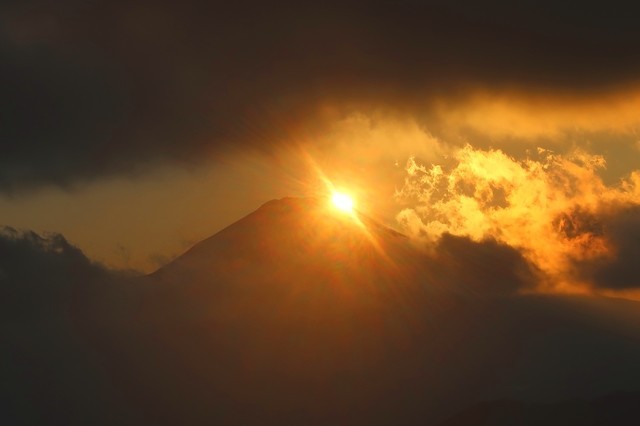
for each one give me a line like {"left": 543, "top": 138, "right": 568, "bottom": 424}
{"left": 4, "top": 197, "right": 640, "bottom": 425}
{"left": 150, "top": 196, "right": 433, "bottom": 303}
{"left": 94, "top": 197, "right": 469, "bottom": 424}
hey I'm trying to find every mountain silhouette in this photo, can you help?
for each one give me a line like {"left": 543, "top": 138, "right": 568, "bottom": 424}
{"left": 94, "top": 197, "right": 468, "bottom": 424}
{"left": 3, "top": 197, "right": 640, "bottom": 425}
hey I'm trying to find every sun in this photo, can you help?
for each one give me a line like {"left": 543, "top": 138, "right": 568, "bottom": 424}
{"left": 331, "top": 191, "right": 355, "bottom": 213}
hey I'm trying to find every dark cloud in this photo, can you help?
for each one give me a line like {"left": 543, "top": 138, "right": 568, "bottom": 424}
{"left": 0, "top": 227, "right": 111, "bottom": 319}
{"left": 0, "top": 227, "right": 107, "bottom": 281}
{"left": 565, "top": 205, "right": 640, "bottom": 290}
{"left": 428, "top": 233, "right": 539, "bottom": 295}
{"left": 0, "top": 228, "right": 131, "bottom": 424}
{"left": 2, "top": 1, "right": 640, "bottom": 192}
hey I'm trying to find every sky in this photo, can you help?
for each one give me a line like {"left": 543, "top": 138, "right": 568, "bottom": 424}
{"left": 1, "top": 0, "right": 639, "bottom": 291}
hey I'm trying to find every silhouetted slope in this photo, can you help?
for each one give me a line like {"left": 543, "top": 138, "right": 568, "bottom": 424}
{"left": 97, "top": 197, "right": 475, "bottom": 424}
{"left": 152, "top": 196, "right": 420, "bottom": 288}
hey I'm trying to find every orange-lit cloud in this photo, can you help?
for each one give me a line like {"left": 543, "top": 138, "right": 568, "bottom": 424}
{"left": 433, "top": 87, "right": 640, "bottom": 140}
{"left": 396, "top": 145, "right": 640, "bottom": 296}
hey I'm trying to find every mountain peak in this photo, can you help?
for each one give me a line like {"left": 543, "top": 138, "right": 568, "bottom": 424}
{"left": 257, "top": 196, "right": 320, "bottom": 211}
{"left": 151, "top": 196, "right": 414, "bottom": 288}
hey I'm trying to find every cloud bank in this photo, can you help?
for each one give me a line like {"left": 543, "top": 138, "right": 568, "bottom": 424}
{"left": 3, "top": 1, "right": 640, "bottom": 192}
{"left": 396, "top": 146, "right": 640, "bottom": 295}
{"left": 0, "top": 227, "right": 114, "bottom": 318}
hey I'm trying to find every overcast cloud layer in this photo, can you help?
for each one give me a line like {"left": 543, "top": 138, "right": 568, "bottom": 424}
{"left": 2, "top": 0, "right": 640, "bottom": 192}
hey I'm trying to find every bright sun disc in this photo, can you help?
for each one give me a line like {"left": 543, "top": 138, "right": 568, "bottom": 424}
{"left": 331, "top": 192, "right": 354, "bottom": 213}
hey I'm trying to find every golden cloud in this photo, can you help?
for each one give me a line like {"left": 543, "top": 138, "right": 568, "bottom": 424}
{"left": 434, "top": 86, "right": 640, "bottom": 139}
{"left": 396, "top": 145, "right": 640, "bottom": 296}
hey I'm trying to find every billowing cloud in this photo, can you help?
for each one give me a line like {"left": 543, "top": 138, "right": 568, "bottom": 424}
{"left": 3, "top": 1, "right": 640, "bottom": 192}
{"left": 396, "top": 145, "right": 640, "bottom": 295}
{"left": 569, "top": 206, "right": 640, "bottom": 290}
{"left": 0, "top": 227, "right": 123, "bottom": 423}
{"left": 0, "top": 227, "right": 112, "bottom": 317}
{"left": 426, "top": 233, "right": 539, "bottom": 296}
{"left": 0, "top": 227, "right": 109, "bottom": 284}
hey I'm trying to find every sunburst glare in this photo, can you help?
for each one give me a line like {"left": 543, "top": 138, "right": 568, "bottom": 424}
{"left": 331, "top": 192, "right": 355, "bottom": 213}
